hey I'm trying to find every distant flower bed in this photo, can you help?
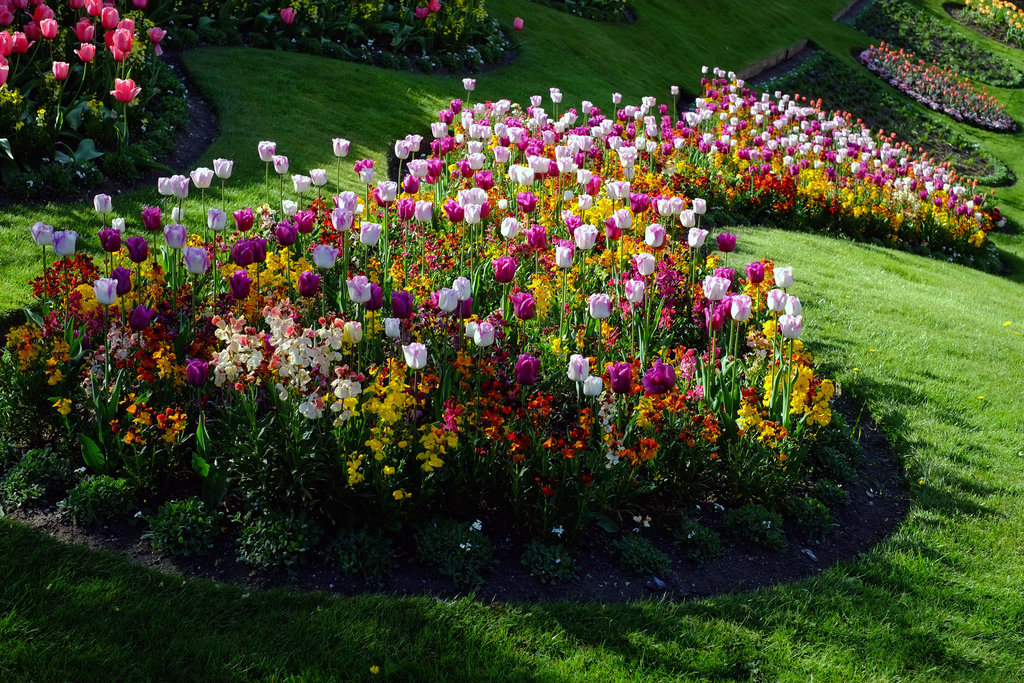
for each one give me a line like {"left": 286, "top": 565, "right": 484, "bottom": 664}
{"left": 853, "top": 0, "right": 1023, "bottom": 88}
{"left": 0, "top": 0, "right": 185, "bottom": 200}
{"left": 860, "top": 43, "right": 1016, "bottom": 132}
{"left": 529, "top": 0, "right": 633, "bottom": 23}
{"left": 166, "top": 0, "right": 513, "bottom": 73}
{"left": 958, "top": 0, "right": 1024, "bottom": 49}
{"left": 763, "top": 51, "right": 1014, "bottom": 189}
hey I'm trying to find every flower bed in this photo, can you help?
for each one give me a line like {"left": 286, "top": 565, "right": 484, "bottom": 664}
{"left": 957, "top": 0, "right": 1024, "bottom": 49}
{"left": 0, "top": 0, "right": 186, "bottom": 201}
{"left": 853, "top": 0, "right": 1023, "bottom": 88}
{"left": 762, "top": 51, "right": 1014, "bottom": 188}
{"left": 165, "top": 0, "right": 512, "bottom": 74}
{"left": 0, "top": 71, "right": 1001, "bottom": 575}
{"left": 859, "top": 43, "right": 1017, "bottom": 132}
{"left": 529, "top": 0, "right": 634, "bottom": 23}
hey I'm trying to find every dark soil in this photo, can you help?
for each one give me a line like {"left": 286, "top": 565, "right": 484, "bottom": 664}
{"left": 7, "top": 398, "right": 908, "bottom": 603}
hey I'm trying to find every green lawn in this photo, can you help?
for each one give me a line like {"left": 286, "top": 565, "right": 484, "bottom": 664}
{"left": 3, "top": 0, "right": 1024, "bottom": 679}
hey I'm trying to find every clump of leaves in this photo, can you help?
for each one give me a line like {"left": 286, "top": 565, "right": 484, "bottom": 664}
{"left": 723, "top": 504, "right": 787, "bottom": 550}
{"left": 672, "top": 520, "right": 722, "bottom": 563}
{"left": 521, "top": 541, "right": 577, "bottom": 584}
{"left": 787, "top": 495, "right": 834, "bottom": 537}
{"left": 811, "top": 479, "right": 850, "bottom": 509}
{"left": 415, "top": 518, "right": 494, "bottom": 590}
{"left": 143, "top": 498, "right": 223, "bottom": 558}
{"left": 236, "top": 512, "right": 323, "bottom": 570}
{"left": 60, "top": 475, "right": 134, "bottom": 525}
{"left": 330, "top": 526, "right": 397, "bottom": 587}
{"left": 610, "top": 534, "right": 671, "bottom": 575}
{"left": 0, "top": 446, "right": 74, "bottom": 509}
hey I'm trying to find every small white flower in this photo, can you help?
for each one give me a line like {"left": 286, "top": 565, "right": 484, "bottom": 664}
{"left": 470, "top": 519, "right": 482, "bottom": 532}
{"left": 552, "top": 526, "right": 564, "bottom": 537}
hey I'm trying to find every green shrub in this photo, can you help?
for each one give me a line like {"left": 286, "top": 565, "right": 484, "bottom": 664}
{"left": 787, "top": 495, "right": 834, "bottom": 536}
{"left": 415, "top": 519, "right": 494, "bottom": 589}
{"left": 144, "top": 498, "right": 223, "bottom": 558}
{"left": 610, "top": 534, "right": 671, "bottom": 575}
{"left": 723, "top": 504, "right": 787, "bottom": 550}
{"left": 672, "top": 520, "right": 722, "bottom": 563}
{"left": 236, "top": 512, "right": 323, "bottom": 570}
{"left": 330, "top": 527, "right": 397, "bottom": 587}
{"left": 520, "top": 541, "right": 577, "bottom": 584}
{"left": 811, "top": 479, "right": 850, "bottom": 509}
{"left": 60, "top": 475, "right": 135, "bottom": 525}
{"left": 0, "top": 446, "right": 74, "bottom": 509}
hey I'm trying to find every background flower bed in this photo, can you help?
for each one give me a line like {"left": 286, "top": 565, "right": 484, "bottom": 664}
{"left": 955, "top": 0, "right": 1024, "bottom": 49}
{"left": 853, "top": 0, "right": 1023, "bottom": 87}
{"left": 161, "top": 0, "right": 512, "bottom": 74}
{"left": 763, "top": 50, "right": 1014, "bottom": 188}
{"left": 524, "top": 0, "right": 633, "bottom": 23}
{"left": 0, "top": 1, "right": 185, "bottom": 201}
{"left": 859, "top": 42, "right": 1017, "bottom": 132}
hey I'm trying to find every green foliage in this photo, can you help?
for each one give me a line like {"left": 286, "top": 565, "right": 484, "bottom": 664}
{"left": 143, "top": 498, "right": 223, "bottom": 558}
{"left": 537, "top": 0, "right": 632, "bottom": 22}
{"left": 329, "top": 526, "right": 397, "bottom": 587}
{"left": 808, "top": 412, "right": 862, "bottom": 484}
{"left": 0, "top": 446, "right": 75, "bottom": 509}
{"left": 609, "top": 534, "right": 671, "bottom": 575}
{"left": 235, "top": 511, "right": 323, "bottom": 570}
{"left": 415, "top": 519, "right": 494, "bottom": 589}
{"left": 786, "top": 495, "right": 834, "bottom": 537}
{"left": 60, "top": 475, "right": 135, "bottom": 525}
{"left": 672, "top": 520, "right": 722, "bottom": 563}
{"left": 723, "top": 504, "right": 787, "bottom": 550}
{"left": 810, "top": 479, "right": 850, "bottom": 509}
{"left": 853, "top": 0, "right": 1023, "bottom": 87}
{"left": 520, "top": 540, "right": 577, "bottom": 584}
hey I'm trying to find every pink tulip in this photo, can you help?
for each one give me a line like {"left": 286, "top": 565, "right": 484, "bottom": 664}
{"left": 39, "top": 18, "right": 57, "bottom": 40}
{"left": 75, "top": 43, "right": 96, "bottom": 62}
{"left": 280, "top": 7, "right": 296, "bottom": 24}
{"left": 110, "top": 78, "right": 141, "bottom": 104}
{"left": 74, "top": 17, "right": 93, "bottom": 42}
{"left": 100, "top": 6, "right": 118, "bottom": 30}
{"left": 513, "top": 16, "right": 524, "bottom": 30}
{"left": 52, "top": 61, "right": 69, "bottom": 80}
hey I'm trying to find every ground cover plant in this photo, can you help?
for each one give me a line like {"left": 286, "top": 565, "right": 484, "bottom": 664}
{"left": 162, "top": 0, "right": 512, "bottom": 74}
{"left": 0, "top": 0, "right": 185, "bottom": 200}
{"left": 763, "top": 50, "right": 1014, "bottom": 187}
{"left": 852, "top": 0, "right": 1023, "bottom": 87}
{"left": 860, "top": 42, "right": 1016, "bottom": 132}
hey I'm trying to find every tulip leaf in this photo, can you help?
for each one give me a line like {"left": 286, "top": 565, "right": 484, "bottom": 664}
{"left": 0, "top": 138, "right": 12, "bottom": 160}
{"left": 589, "top": 512, "right": 619, "bottom": 534}
{"left": 23, "top": 307, "right": 43, "bottom": 329}
{"left": 79, "top": 434, "right": 106, "bottom": 473}
{"left": 65, "top": 101, "right": 90, "bottom": 132}
{"left": 73, "top": 139, "right": 104, "bottom": 163}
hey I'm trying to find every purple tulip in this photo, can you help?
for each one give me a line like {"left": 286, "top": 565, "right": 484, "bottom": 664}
{"left": 745, "top": 261, "right": 765, "bottom": 285}
{"left": 443, "top": 200, "right": 464, "bottom": 223}
{"left": 605, "top": 216, "right": 622, "bottom": 242}
{"left": 514, "top": 353, "right": 541, "bottom": 385}
{"left": 185, "top": 358, "right": 210, "bottom": 387}
{"left": 510, "top": 291, "right": 536, "bottom": 320}
{"left": 228, "top": 270, "right": 252, "bottom": 299}
{"left": 251, "top": 239, "right": 268, "bottom": 264}
{"left": 492, "top": 256, "right": 517, "bottom": 284}
{"left": 457, "top": 296, "right": 473, "bottom": 319}
{"left": 233, "top": 240, "right": 255, "bottom": 267}
{"left": 275, "top": 221, "right": 297, "bottom": 247}
{"left": 298, "top": 271, "right": 321, "bottom": 298}
{"left": 98, "top": 227, "right": 122, "bottom": 253}
{"left": 516, "top": 191, "right": 537, "bottom": 214}
{"left": 140, "top": 206, "right": 162, "bottom": 233}
{"left": 525, "top": 224, "right": 547, "bottom": 250}
{"left": 402, "top": 175, "right": 420, "bottom": 194}
{"left": 629, "top": 192, "right": 650, "bottom": 214}
{"left": 365, "top": 283, "right": 384, "bottom": 311}
{"left": 716, "top": 232, "right": 737, "bottom": 253}
{"left": 294, "top": 210, "right": 316, "bottom": 234}
{"left": 475, "top": 170, "right": 494, "bottom": 190}
{"left": 111, "top": 266, "right": 132, "bottom": 296}
{"left": 392, "top": 290, "right": 415, "bottom": 319}
{"left": 125, "top": 236, "right": 149, "bottom": 263}
{"left": 164, "top": 224, "right": 187, "bottom": 250}
{"left": 607, "top": 362, "right": 633, "bottom": 394}
{"left": 233, "top": 207, "right": 255, "bottom": 232}
{"left": 713, "top": 267, "right": 734, "bottom": 284}
{"left": 642, "top": 360, "right": 677, "bottom": 395}
{"left": 127, "top": 304, "right": 154, "bottom": 332}
{"left": 397, "top": 198, "right": 416, "bottom": 221}
{"left": 704, "top": 303, "right": 725, "bottom": 332}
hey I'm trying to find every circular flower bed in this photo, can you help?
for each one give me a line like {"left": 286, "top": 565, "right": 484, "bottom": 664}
{"left": 859, "top": 43, "right": 1017, "bottom": 133}
{"left": 0, "top": 68, "right": 1000, "bottom": 576}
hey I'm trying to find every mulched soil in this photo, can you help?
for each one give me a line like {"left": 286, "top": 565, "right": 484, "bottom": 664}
{"left": 8, "top": 397, "right": 907, "bottom": 604}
